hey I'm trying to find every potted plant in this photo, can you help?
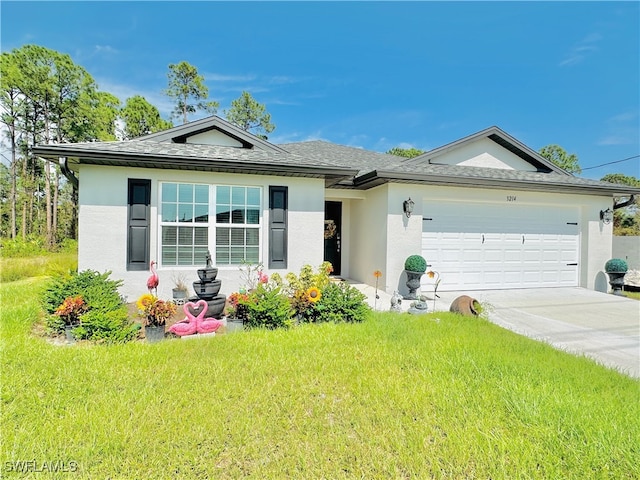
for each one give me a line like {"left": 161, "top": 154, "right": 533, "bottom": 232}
{"left": 136, "top": 294, "right": 177, "bottom": 342}
{"left": 225, "top": 292, "right": 249, "bottom": 332}
{"left": 171, "top": 274, "right": 189, "bottom": 304}
{"left": 54, "top": 295, "right": 87, "bottom": 343}
{"left": 404, "top": 254, "right": 427, "bottom": 300}
{"left": 604, "top": 258, "right": 628, "bottom": 296}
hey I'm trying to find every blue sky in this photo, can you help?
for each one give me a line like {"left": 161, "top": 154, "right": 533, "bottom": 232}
{"left": 2, "top": 1, "right": 639, "bottom": 180}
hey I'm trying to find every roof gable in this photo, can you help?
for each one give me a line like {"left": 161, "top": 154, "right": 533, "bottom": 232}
{"left": 408, "top": 126, "right": 569, "bottom": 175}
{"left": 134, "top": 115, "right": 286, "bottom": 153}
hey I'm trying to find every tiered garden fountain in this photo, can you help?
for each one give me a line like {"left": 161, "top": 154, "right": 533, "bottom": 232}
{"left": 192, "top": 252, "right": 227, "bottom": 318}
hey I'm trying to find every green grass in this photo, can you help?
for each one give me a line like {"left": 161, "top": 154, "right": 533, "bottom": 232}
{"left": 623, "top": 290, "right": 640, "bottom": 301}
{"left": 0, "top": 253, "right": 78, "bottom": 283}
{"left": 2, "top": 278, "right": 639, "bottom": 478}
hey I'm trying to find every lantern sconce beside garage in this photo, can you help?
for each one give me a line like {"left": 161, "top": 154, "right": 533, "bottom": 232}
{"left": 403, "top": 197, "right": 415, "bottom": 218}
{"left": 600, "top": 208, "right": 613, "bottom": 225}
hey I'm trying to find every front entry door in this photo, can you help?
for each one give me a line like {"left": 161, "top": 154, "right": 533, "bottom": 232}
{"left": 324, "top": 201, "right": 342, "bottom": 276}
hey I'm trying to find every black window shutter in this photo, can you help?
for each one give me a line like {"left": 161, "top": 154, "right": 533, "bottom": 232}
{"left": 269, "top": 186, "right": 288, "bottom": 269}
{"left": 127, "top": 179, "right": 151, "bottom": 271}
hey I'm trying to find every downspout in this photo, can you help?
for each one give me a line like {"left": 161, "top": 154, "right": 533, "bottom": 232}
{"left": 58, "top": 157, "right": 78, "bottom": 187}
{"left": 613, "top": 195, "right": 635, "bottom": 210}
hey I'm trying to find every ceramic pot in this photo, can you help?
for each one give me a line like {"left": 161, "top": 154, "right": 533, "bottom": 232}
{"left": 145, "top": 324, "right": 165, "bottom": 343}
{"left": 606, "top": 271, "right": 626, "bottom": 296}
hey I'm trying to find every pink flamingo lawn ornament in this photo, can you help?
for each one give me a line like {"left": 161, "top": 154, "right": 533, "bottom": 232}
{"left": 168, "top": 300, "right": 224, "bottom": 337}
{"left": 147, "top": 260, "right": 159, "bottom": 295}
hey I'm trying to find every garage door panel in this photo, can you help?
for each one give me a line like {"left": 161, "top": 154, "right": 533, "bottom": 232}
{"left": 422, "top": 201, "right": 579, "bottom": 291}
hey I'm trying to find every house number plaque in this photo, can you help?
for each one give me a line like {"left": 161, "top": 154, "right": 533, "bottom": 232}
{"left": 507, "top": 196, "right": 517, "bottom": 202}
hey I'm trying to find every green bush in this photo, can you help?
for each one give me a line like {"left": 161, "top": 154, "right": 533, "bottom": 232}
{"left": 312, "top": 282, "right": 371, "bottom": 324}
{"left": 242, "top": 283, "right": 293, "bottom": 330}
{"left": 604, "top": 258, "right": 628, "bottom": 273}
{"left": 41, "top": 269, "right": 138, "bottom": 343}
{"left": 404, "top": 254, "right": 427, "bottom": 273}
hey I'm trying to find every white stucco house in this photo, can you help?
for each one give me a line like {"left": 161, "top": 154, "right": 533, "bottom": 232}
{"left": 33, "top": 116, "right": 640, "bottom": 301}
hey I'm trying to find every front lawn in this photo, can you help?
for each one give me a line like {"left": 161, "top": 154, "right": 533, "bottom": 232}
{"left": 1, "top": 278, "right": 639, "bottom": 478}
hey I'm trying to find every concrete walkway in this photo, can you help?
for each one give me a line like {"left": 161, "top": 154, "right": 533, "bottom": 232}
{"left": 351, "top": 282, "right": 640, "bottom": 378}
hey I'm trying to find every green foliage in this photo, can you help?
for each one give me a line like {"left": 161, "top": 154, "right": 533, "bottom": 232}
{"left": 73, "top": 309, "right": 140, "bottom": 343}
{"left": 241, "top": 283, "right": 293, "bottom": 329}
{"left": 538, "top": 144, "right": 581, "bottom": 174}
{"left": 224, "top": 91, "right": 275, "bottom": 139}
{"left": 0, "top": 252, "right": 77, "bottom": 282}
{"left": 41, "top": 269, "right": 137, "bottom": 343}
{"left": 386, "top": 146, "right": 425, "bottom": 158}
{"left": 165, "top": 61, "right": 218, "bottom": 123}
{"left": 120, "top": 95, "right": 173, "bottom": 139}
{"left": 605, "top": 258, "right": 628, "bottom": 273}
{"left": 311, "top": 281, "right": 370, "bottom": 323}
{"left": 1, "top": 235, "right": 48, "bottom": 257}
{"left": 404, "top": 254, "right": 427, "bottom": 273}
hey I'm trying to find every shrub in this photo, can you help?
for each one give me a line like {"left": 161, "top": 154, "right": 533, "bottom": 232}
{"left": 404, "top": 255, "right": 427, "bottom": 273}
{"left": 41, "top": 269, "right": 138, "bottom": 343}
{"left": 605, "top": 258, "right": 628, "bottom": 273}
{"left": 312, "top": 282, "right": 371, "bottom": 324}
{"left": 241, "top": 283, "right": 293, "bottom": 329}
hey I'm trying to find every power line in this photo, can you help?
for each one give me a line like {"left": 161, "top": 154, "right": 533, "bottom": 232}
{"left": 582, "top": 154, "right": 640, "bottom": 171}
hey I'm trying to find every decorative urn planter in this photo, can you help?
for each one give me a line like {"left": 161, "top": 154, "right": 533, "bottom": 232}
{"left": 404, "top": 255, "right": 427, "bottom": 300}
{"left": 604, "top": 258, "right": 628, "bottom": 296}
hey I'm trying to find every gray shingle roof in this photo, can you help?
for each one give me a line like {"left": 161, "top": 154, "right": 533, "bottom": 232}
{"left": 33, "top": 130, "right": 640, "bottom": 197}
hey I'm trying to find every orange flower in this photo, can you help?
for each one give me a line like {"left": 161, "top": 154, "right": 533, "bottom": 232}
{"left": 306, "top": 287, "right": 322, "bottom": 303}
{"left": 373, "top": 270, "right": 382, "bottom": 278}
{"left": 427, "top": 271, "right": 436, "bottom": 278}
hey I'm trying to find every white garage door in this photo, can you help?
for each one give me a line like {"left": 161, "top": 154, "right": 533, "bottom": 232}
{"left": 421, "top": 201, "right": 580, "bottom": 291}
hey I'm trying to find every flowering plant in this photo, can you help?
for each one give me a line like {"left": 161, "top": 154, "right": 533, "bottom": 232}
{"left": 226, "top": 292, "right": 251, "bottom": 319}
{"left": 136, "top": 293, "right": 177, "bottom": 326}
{"left": 54, "top": 295, "right": 87, "bottom": 326}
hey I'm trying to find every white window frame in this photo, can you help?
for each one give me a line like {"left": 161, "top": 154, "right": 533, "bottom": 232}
{"left": 159, "top": 182, "right": 262, "bottom": 268}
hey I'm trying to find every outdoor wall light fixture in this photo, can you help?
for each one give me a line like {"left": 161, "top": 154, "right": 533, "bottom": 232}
{"left": 403, "top": 197, "right": 415, "bottom": 218}
{"left": 600, "top": 208, "right": 613, "bottom": 224}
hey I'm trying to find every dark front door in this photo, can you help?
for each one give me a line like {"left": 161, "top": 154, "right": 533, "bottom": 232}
{"left": 324, "top": 201, "right": 342, "bottom": 276}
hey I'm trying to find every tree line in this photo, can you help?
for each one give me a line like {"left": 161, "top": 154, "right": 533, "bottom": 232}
{"left": 0, "top": 45, "right": 275, "bottom": 249}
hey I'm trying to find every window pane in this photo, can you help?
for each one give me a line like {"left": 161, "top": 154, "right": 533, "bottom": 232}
{"left": 162, "top": 203, "right": 177, "bottom": 222}
{"left": 178, "top": 247, "right": 193, "bottom": 265}
{"left": 231, "top": 208, "right": 245, "bottom": 224}
{"left": 246, "top": 208, "right": 259, "bottom": 224}
{"left": 178, "top": 227, "right": 192, "bottom": 245}
{"left": 162, "top": 183, "right": 177, "bottom": 202}
{"left": 216, "top": 206, "right": 230, "bottom": 223}
{"left": 162, "top": 226, "right": 177, "bottom": 244}
{"left": 216, "top": 247, "right": 229, "bottom": 264}
{"left": 163, "top": 246, "right": 177, "bottom": 265}
{"left": 216, "top": 227, "right": 230, "bottom": 246}
{"left": 194, "top": 228, "right": 208, "bottom": 246}
{"left": 194, "top": 247, "right": 209, "bottom": 265}
{"left": 230, "top": 228, "right": 244, "bottom": 245}
{"left": 232, "top": 186, "right": 245, "bottom": 205}
{"left": 245, "top": 247, "right": 259, "bottom": 263}
{"left": 246, "top": 228, "right": 259, "bottom": 246}
{"left": 194, "top": 204, "right": 208, "bottom": 223}
{"left": 216, "top": 186, "right": 230, "bottom": 205}
{"left": 178, "top": 204, "right": 193, "bottom": 222}
{"left": 194, "top": 184, "right": 209, "bottom": 203}
{"left": 231, "top": 247, "right": 245, "bottom": 264}
{"left": 247, "top": 187, "right": 260, "bottom": 206}
{"left": 178, "top": 184, "right": 193, "bottom": 203}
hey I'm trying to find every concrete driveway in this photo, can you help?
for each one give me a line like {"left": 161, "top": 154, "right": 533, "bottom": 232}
{"left": 435, "top": 288, "right": 640, "bottom": 378}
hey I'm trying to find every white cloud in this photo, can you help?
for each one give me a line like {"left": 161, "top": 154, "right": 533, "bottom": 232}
{"left": 559, "top": 33, "right": 603, "bottom": 67}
